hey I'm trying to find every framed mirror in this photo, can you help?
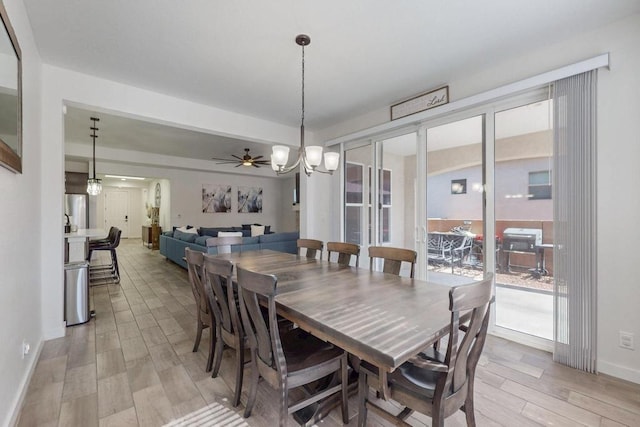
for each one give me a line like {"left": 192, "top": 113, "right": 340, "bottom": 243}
{"left": 0, "top": 3, "right": 21, "bottom": 173}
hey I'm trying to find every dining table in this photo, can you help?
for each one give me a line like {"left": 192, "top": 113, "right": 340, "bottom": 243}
{"left": 213, "top": 249, "right": 474, "bottom": 404}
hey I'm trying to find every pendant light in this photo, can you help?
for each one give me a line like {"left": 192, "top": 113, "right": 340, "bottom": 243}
{"left": 86, "top": 117, "right": 102, "bottom": 196}
{"left": 272, "top": 34, "right": 340, "bottom": 176}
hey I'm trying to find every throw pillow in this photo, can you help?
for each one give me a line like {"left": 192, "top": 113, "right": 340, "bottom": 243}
{"left": 242, "top": 224, "right": 252, "bottom": 230}
{"left": 177, "top": 225, "right": 197, "bottom": 234}
{"left": 251, "top": 225, "right": 265, "bottom": 237}
{"left": 174, "top": 229, "right": 197, "bottom": 243}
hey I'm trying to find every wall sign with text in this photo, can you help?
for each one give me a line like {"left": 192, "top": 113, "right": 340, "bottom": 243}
{"left": 390, "top": 86, "right": 449, "bottom": 121}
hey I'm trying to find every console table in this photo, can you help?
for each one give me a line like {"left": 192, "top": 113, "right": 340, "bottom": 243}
{"left": 142, "top": 225, "right": 161, "bottom": 250}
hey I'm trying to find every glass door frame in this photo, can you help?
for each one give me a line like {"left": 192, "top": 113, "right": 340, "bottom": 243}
{"left": 340, "top": 87, "right": 554, "bottom": 352}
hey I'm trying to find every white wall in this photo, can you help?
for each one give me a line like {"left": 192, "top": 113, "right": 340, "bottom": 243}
{"left": 95, "top": 161, "right": 294, "bottom": 233}
{"left": 0, "top": 1, "right": 43, "bottom": 425}
{"left": 41, "top": 64, "right": 304, "bottom": 343}
{"left": 316, "top": 14, "right": 640, "bottom": 383}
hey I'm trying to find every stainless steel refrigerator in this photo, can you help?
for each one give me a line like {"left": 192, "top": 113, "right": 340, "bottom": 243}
{"left": 65, "top": 193, "right": 88, "bottom": 229}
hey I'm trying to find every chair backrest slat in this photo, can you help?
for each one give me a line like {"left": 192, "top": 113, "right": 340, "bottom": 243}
{"left": 203, "top": 256, "right": 239, "bottom": 335}
{"left": 327, "top": 242, "right": 360, "bottom": 267}
{"left": 368, "top": 246, "right": 417, "bottom": 278}
{"left": 297, "top": 239, "right": 323, "bottom": 260}
{"left": 446, "top": 274, "right": 493, "bottom": 393}
{"left": 237, "top": 265, "right": 282, "bottom": 371}
{"left": 185, "top": 248, "right": 208, "bottom": 314}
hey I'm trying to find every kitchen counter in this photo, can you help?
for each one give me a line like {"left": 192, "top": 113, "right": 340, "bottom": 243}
{"left": 65, "top": 228, "right": 106, "bottom": 263}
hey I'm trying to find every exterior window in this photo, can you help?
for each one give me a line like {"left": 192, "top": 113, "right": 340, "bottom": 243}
{"left": 528, "top": 170, "right": 551, "bottom": 200}
{"left": 345, "top": 162, "right": 364, "bottom": 244}
{"left": 380, "top": 169, "right": 391, "bottom": 243}
{"left": 368, "top": 167, "right": 392, "bottom": 243}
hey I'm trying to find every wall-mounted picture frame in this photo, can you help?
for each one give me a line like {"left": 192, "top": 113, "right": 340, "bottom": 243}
{"left": 238, "top": 186, "right": 262, "bottom": 213}
{"left": 451, "top": 179, "right": 467, "bottom": 195}
{"left": 0, "top": 3, "right": 23, "bottom": 173}
{"left": 202, "top": 184, "right": 232, "bottom": 213}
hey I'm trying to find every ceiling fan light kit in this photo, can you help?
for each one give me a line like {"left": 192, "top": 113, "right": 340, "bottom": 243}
{"left": 271, "top": 34, "right": 340, "bottom": 177}
{"left": 212, "top": 148, "right": 270, "bottom": 168}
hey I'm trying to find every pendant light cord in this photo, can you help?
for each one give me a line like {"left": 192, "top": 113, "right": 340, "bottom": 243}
{"left": 301, "top": 42, "right": 305, "bottom": 129}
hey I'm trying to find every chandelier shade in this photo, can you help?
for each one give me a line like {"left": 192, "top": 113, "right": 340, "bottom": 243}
{"left": 86, "top": 117, "right": 102, "bottom": 196}
{"left": 272, "top": 34, "right": 340, "bottom": 176}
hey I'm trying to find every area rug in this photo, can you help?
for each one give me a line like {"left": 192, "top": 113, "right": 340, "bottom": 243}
{"left": 163, "top": 403, "right": 249, "bottom": 427}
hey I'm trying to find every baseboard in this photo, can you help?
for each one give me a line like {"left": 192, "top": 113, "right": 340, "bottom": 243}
{"left": 598, "top": 360, "right": 640, "bottom": 385}
{"left": 5, "top": 339, "right": 44, "bottom": 427}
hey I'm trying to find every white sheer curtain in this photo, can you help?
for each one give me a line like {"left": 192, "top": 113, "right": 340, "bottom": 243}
{"left": 552, "top": 70, "right": 597, "bottom": 372}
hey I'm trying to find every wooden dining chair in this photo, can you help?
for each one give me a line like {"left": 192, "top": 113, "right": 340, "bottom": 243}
{"left": 327, "top": 241, "right": 360, "bottom": 267}
{"left": 357, "top": 274, "right": 493, "bottom": 427}
{"left": 202, "top": 255, "right": 246, "bottom": 407}
{"left": 297, "top": 238, "right": 324, "bottom": 259}
{"left": 236, "top": 265, "right": 349, "bottom": 426}
{"left": 368, "top": 246, "right": 418, "bottom": 278}
{"left": 184, "top": 248, "right": 214, "bottom": 372}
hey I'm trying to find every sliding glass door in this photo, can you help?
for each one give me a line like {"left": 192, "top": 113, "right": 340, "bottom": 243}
{"left": 340, "top": 89, "right": 556, "bottom": 350}
{"left": 343, "top": 133, "right": 418, "bottom": 270}
{"left": 494, "top": 98, "right": 554, "bottom": 342}
{"left": 425, "top": 115, "right": 485, "bottom": 283}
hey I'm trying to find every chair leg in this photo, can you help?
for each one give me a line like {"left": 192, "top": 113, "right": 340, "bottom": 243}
{"left": 279, "top": 384, "right": 288, "bottom": 427}
{"left": 206, "top": 324, "right": 214, "bottom": 372}
{"left": 357, "top": 368, "right": 368, "bottom": 427}
{"left": 192, "top": 317, "right": 203, "bottom": 352}
{"left": 340, "top": 354, "right": 349, "bottom": 424}
{"left": 463, "top": 369, "right": 478, "bottom": 426}
{"left": 232, "top": 344, "right": 244, "bottom": 407}
{"left": 243, "top": 356, "right": 259, "bottom": 418}
{"left": 211, "top": 329, "right": 224, "bottom": 378}
{"left": 111, "top": 249, "right": 120, "bottom": 282}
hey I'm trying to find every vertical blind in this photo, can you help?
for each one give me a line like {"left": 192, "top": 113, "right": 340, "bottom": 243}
{"left": 552, "top": 70, "right": 598, "bottom": 372}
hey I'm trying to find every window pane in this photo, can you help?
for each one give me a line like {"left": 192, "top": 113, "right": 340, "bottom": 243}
{"left": 346, "top": 163, "right": 363, "bottom": 204}
{"left": 529, "top": 185, "right": 552, "bottom": 200}
{"left": 529, "top": 171, "right": 550, "bottom": 185}
{"left": 382, "top": 169, "right": 391, "bottom": 205}
{"left": 381, "top": 207, "right": 390, "bottom": 242}
{"left": 345, "top": 206, "right": 361, "bottom": 244}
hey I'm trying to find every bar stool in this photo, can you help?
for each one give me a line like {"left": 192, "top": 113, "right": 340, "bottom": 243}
{"left": 89, "top": 228, "right": 122, "bottom": 284}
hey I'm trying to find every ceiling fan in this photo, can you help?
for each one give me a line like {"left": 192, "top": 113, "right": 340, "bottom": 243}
{"left": 212, "top": 148, "right": 271, "bottom": 168}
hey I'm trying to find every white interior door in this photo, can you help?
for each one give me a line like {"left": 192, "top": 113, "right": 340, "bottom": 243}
{"left": 104, "top": 190, "right": 130, "bottom": 238}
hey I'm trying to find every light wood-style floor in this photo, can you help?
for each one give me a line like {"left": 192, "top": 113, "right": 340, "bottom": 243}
{"left": 16, "top": 239, "right": 640, "bottom": 426}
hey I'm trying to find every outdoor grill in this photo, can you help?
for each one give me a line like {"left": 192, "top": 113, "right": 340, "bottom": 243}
{"left": 502, "top": 228, "right": 542, "bottom": 253}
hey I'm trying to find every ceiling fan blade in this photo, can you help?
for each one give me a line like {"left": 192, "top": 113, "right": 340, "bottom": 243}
{"left": 254, "top": 160, "right": 271, "bottom": 165}
{"left": 234, "top": 163, "right": 243, "bottom": 168}
{"left": 232, "top": 155, "right": 243, "bottom": 160}
{"left": 214, "top": 160, "right": 239, "bottom": 164}
{"left": 252, "top": 155, "right": 264, "bottom": 161}
{"left": 252, "top": 163, "right": 260, "bottom": 168}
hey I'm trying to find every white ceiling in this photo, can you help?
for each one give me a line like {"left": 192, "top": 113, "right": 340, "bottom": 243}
{"left": 26, "top": 0, "right": 640, "bottom": 170}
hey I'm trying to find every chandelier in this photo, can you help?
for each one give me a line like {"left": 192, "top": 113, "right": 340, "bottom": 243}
{"left": 271, "top": 34, "right": 340, "bottom": 176}
{"left": 86, "top": 117, "right": 102, "bottom": 196}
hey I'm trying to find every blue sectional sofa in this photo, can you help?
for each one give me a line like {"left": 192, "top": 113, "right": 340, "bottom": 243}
{"left": 159, "top": 228, "right": 299, "bottom": 269}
